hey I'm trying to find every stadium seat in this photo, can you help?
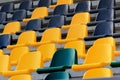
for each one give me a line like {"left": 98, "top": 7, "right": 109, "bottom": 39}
{"left": 37, "top": 0, "right": 51, "bottom": 8}
{"left": 0, "top": 12, "right": 6, "bottom": 24}
{"left": 7, "top": 31, "right": 36, "bottom": 49}
{"left": 58, "top": 24, "right": 88, "bottom": 44}
{"left": 0, "top": 3, "right": 14, "bottom": 13}
{"left": 88, "top": 9, "right": 114, "bottom": 26}
{"left": 9, "top": 47, "right": 29, "bottom": 65}
{"left": 45, "top": 71, "right": 70, "bottom": 80}
{"left": 64, "top": 40, "right": 86, "bottom": 59}
{"left": 85, "top": 21, "right": 113, "bottom": 41}
{"left": 36, "top": 48, "right": 78, "bottom": 74}
{"left": 0, "top": 34, "right": 12, "bottom": 49}
{"left": 83, "top": 68, "right": 113, "bottom": 79}
{"left": 72, "top": 44, "right": 113, "bottom": 71}
{"left": 3, "top": 51, "right": 43, "bottom": 76}
{"left": 32, "top": 28, "right": 61, "bottom": 46}
{"left": 19, "top": 0, "right": 32, "bottom": 10}
{"left": 23, "top": 7, "right": 48, "bottom": 22}
{"left": 0, "top": 55, "right": 10, "bottom": 74}
{"left": 62, "top": 12, "right": 90, "bottom": 30}
{"left": 3, "top": 21, "right": 21, "bottom": 34}
{"left": 37, "top": 43, "right": 57, "bottom": 63}
{"left": 9, "top": 74, "right": 33, "bottom": 80}
{"left": 49, "top": 0, "right": 73, "bottom": 9}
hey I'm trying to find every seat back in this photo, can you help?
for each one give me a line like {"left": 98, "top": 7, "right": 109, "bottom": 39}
{"left": 25, "top": 19, "right": 42, "bottom": 31}
{"left": 84, "top": 44, "right": 114, "bottom": 64}
{"left": 96, "top": 9, "right": 114, "bottom": 21}
{"left": 48, "top": 15, "right": 65, "bottom": 28}
{"left": 75, "top": 1, "right": 91, "bottom": 13}
{"left": 64, "top": 40, "right": 86, "bottom": 58}
{"left": 3, "top": 21, "right": 21, "bottom": 34}
{"left": 31, "top": 7, "right": 48, "bottom": 19}
{"left": 71, "top": 12, "right": 90, "bottom": 25}
{"left": 9, "top": 75, "right": 33, "bottom": 80}
{"left": 66, "top": 24, "right": 88, "bottom": 40}
{"left": 57, "top": 0, "right": 73, "bottom": 5}
{"left": 0, "top": 55, "right": 10, "bottom": 73}
{"left": 93, "top": 21, "right": 113, "bottom": 36}
{"left": 45, "top": 71, "right": 69, "bottom": 80}
{"left": 19, "top": 0, "right": 32, "bottom": 10}
{"left": 17, "top": 31, "right": 36, "bottom": 45}
{"left": 98, "top": 0, "right": 115, "bottom": 9}
{"left": 83, "top": 68, "right": 113, "bottom": 79}
{"left": 0, "top": 34, "right": 12, "bottom": 48}
{"left": 0, "top": 12, "right": 6, "bottom": 23}
{"left": 16, "top": 51, "right": 42, "bottom": 70}
{"left": 38, "top": 0, "right": 51, "bottom": 8}
{"left": 37, "top": 43, "right": 57, "bottom": 62}
{"left": 50, "top": 48, "right": 78, "bottom": 67}
{"left": 10, "top": 47, "right": 29, "bottom": 65}
{"left": 53, "top": 4, "right": 69, "bottom": 15}
{"left": 1, "top": 3, "right": 13, "bottom": 12}
{"left": 41, "top": 28, "right": 61, "bottom": 42}
{"left": 12, "top": 10, "right": 26, "bottom": 21}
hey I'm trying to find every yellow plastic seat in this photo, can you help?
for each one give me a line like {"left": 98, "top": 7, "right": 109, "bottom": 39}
{"left": 50, "top": 0, "right": 73, "bottom": 9}
{"left": 94, "top": 37, "right": 120, "bottom": 56}
{"left": 64, "top": 40, "right": 86, "bottom": 59}
{"left": 9, "top": 74, "right": 33, "bottom": 80}
{"left": 58, "top": 24, "right": 88, "bottom": 44}
{"left": 0, "top": 55, "right": 10, "bottom": 74}
{"left": 0, "top": 49, "right": 4, "bottom": 55}
{"left": 9, "top": 47, "right": 29, "bottom": 65}
{"left": 72, "top": 44, "right": 113, "bottom": 71}
{"left": 7, "top": 31, "right": 36, "bottom": 49}
{"left": 3, "top": 51, "right": 43, "bottom": 76}
{"left": 83, "top": 68, "right": 113, "bottom": 79}
{"left": 23, "top": 7, "right": 48, "bottom": 22}
{"left": 32, "top": 28, "right": 61, "bottom": 46}
{"left": 37, "top": 43, "right": 57, "bottom": 63}
{"left": 62, "top": 12, "right": 90, "bottom": 30}
{"left": 3, "top": 21, "right": 21, "bottom": 34}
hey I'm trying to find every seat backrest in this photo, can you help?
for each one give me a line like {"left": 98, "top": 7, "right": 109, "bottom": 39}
{"left": 75, "top": 1, "right": 91, "bottom": 13}
{"left": 64, "top": 40, "right": 86, "bottom": 59}
{"left": 0, "top": 12, "right": 6, "bottom": 23}
{"left": 40, "top": 28, "right": 61, "bottom": 42}
{"left": 93, "top": 21, "right": 113, "bottom": 36}
{"left": 98, "top": 0, "right": 115, "bottom": 9}
{"left": 83, "top": 68, "right": 113, "bottom": 79}
{"left": 3, "top": 21, "right": 21, "bottom": 34}
{"left": 57, "top": 0, "right": 73, "bottom": 5}
{"left": 45, "top": 71, "right": 69, "bottom": 80}
{"left": 48, "top": 15, "right": 65, "bottom": 28}
{"left": 53, "top": 4, "right": 69, "bottom": 15}
{"left": 96, "top": 9, "right": 114, "bottom": 21}
{"left": 31, "top": 7, "right": 48, "bottom": 19}
{"left": 19, "top": 0, "right": 32, "bottom": 10}
{"left": 9, "top": 75, "right": 33, "bottom": 80}
{"left": 16, "top": 51, "right": 42, "bottom": 70}
{"left": 17, "top": 31, "right": 36, "bottom": 45}
{"left": 50, "top": 48, "right": 78, "bottom": 67}
{"left": 0, "top": 34, "right": 12, "bottom": 48}
{"left": 1, "top": 3, "right": 13, "bottom": 12}
{"left": 25, "top": 19, "right": 42, "bottom": 31}
{"left": 94, "top": 37, "right": 116, "bottom": 52}
{"left": 10, "top": 47, "right": 29, "bottom": 65}
{"left": 70, "top": 12, "right": 90, "bottom": 25}
{"left": 37, "top": 43, "right": 57, "bottom": 62}
{"left": 66, "top": 24, "right": 88, "bottom": 40}
{"left": 84, "top": 44, "right": 114, "bottom": 64}
{"left": 38, "top": 0, "right": 51, "bottom": 8}
{"left": 0, "top": 55, "right": 10, "bottom": 72}
{"left": 12, "top": 10, "right": 26, "bottom": 21}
